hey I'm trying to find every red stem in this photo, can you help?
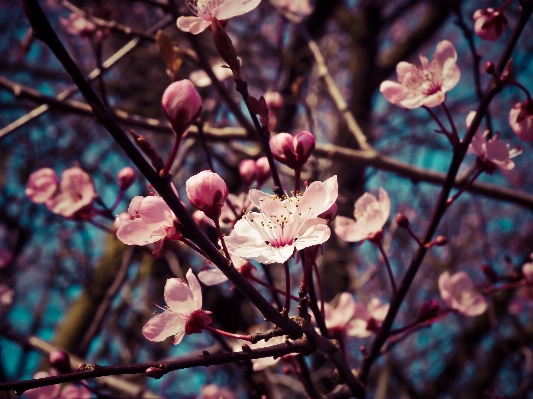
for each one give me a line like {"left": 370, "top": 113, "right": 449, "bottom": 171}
{"left": 282, "top": 261, "right": 291, "bottom": 316}
{"left": 180, "top": 237, "right": 211, "bottom": 261}
{"left": 374, "top": 240, "right": 397, "bottom": 295}
{"left": 203, "top": 325, "right": 253, "bottom": 341}
{"left": 160, "top": 132, "right": 182, "bottom": 177}
{"left": 249, "top": 275, "right": 299, "bottom": 301}
{"left": 214, "top": 219, "right": 231, "bottom": 260}
{"left": 446, "top": 167, "right": 483, "bottom": 206}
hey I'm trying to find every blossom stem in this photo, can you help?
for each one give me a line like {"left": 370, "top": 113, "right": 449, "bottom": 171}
{"left": 281, "top": 261, "right": 291, "bottom": 316}
{"left": 500, "top": 0, "right": 512, "bottom": 13}
{"left": 423, "top": 105, "right": 456, "bottom": 145}
{"left": 374, "top": 240, "right": 397, "bottom": 295}
{"left": 505, "top": 80, "right": 533, "bottom": 101}
{"left": 484, "top": 279, "right": 530, "bottom": 294}
{"left": 202, "top": 325, "right": 253, "bottom": 342}
{"left": 446, "top": 167, "right": 483, "bottom": 206}
{"left": 249, "top": 275, "right": 299, "bottom": 301}
{"left": 160, "top": 130, "right": 182, "bottom": 177}
{"left": 311, "top": 259, "right": 325, "bottom": 316}
{"left": 441, "top": 102, "right": 459, "bottom": 140}
{"left": 110, "top": 189, "right": 125, "bottom": 212}
{"left": 195, "top": 120, "right": 214, "bottom": 171}
{"left": 88, "top": 219, "right": 115, "bottom": 235}
{"left": 406, "top": 227, "right": 423, "bottom": 247}
{"left": 179, "top": 237, "right": 211, "bottom": 261}
{"left": 214, "top": 219, "right": 231, "bottom": 260}
{"left": 389, "top": 310, "right": 451, "bottom": 336}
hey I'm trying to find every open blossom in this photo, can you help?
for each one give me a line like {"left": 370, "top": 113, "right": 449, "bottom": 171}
{"left": 346, "top": 298, "right": 389, "bottom": 338}
{"left": 25, "top": 168, "right": 59, "bottom": 203}
{"left": 380, "top": 40, "right": 460, "bottom": 108}
{"left": 509, "top": 99, "right": 533, "bottom": 142}
{"left": 198, "top": 384, "right": 236, "bottom": 399}
{"left": 143, "top": 269, "right": 212, "bottom": 345}
{"left": 177, "top": 0, "right": 261, "bottom": 35}
{"left": 186, "top": 170, "right": 229, "bottom": 220}
{"left": 473, "top": 8, "right": 507, "bottom": 41}
{"left": 324, "top": 293, "right": 356, "bottom": 333}
{"left": 45, "top": 167, "right": 97, "bottom": 219}
{"left": 438, "top": 271, "right": 487, "bottom": 317}
{"left": 162, "top": 80, "right": 203, "bottom": 134}
{"left": 198, "top": 255, "right": 254, "bottom": 285}
{"left": 335, "top": 188, "right": 390, "bottom": 243}
{"left": 270, "top": 131, "right": 316, "bottom": 169}
{"left": 467, "top": 111, "right": 519, "bottom": 182}
{"left": 116, "top": 193, "right": 180, "bottom": 253}
{"left": 225, "top": 176, "right": 338, "bottom": 264}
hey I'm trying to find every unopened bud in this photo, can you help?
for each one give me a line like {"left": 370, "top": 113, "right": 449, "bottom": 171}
{"left": 501, "top": 58, "right": 513, "bottom": 81}
{"left": 368, "top": 230, "right": 383, "bottom": 244}
{"left": 395, "top": 213, "right": 409, "bottom": 228}
{"left": 417, "top": 299, "right": 440, "bottom": 322}
{"left": 481, "top": 264, "right": 498, "bottom": 283}
{"left": 186, "top": 170, "right": 228, "bottom": 221}
{"left": 239, "top": 159, "right": 258, "bottom": 187}
{"left": 485, "top": 61, "right": 495, "bottom": 75}
{"left": 211, "top": 18, "right": 240, "bottom": 79}
{"left": 294, "top": 131, "right": 315, "bottom": 165}
{"left": 162, "top": 80, "right": 202, "bottom": 134}
{"left": 117, "top": 167, "right": 136, "bottom": 190}
{"left": 49, "top": 350, "right": 70, "bottom": 373}
{"left": 255, "top": 157, "right": 271, "bottom": 187}
{"left": 434, "top": 236, "right": 447, "bottom": 246}
{"left": 146, "top": 366, "right": 165, "bottom": 379}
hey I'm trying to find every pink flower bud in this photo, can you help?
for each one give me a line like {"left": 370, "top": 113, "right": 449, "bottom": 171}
{"left": 509, "top": 99, "right": 533, "bottom": 142}
{"left": 395, "top": 213, "right": 409, "bottom": 228}
{"left": 25, "top": 168, "right": 59, "bottom": 203}
{"left": 270, "top": 133, "right": 297, "bottom": 168}
{"left": 522, "top": 262, "right": 533, "bottom": 283}
{"left": 417, "top": 299, "right": 440, "bottom": 322}
{"left": 186, "top": 171, "right": 228, "bottom": 220}
{"left": 294, "top": 131, "right": 315, "bottom": 165}
{"left": 162, "top": 80, "right": 203, "bottom": 134}
{"left": 473, "top": 8, "right": 507, "bottom": 41}
{"left": 264, "top": 91, "right": 284, "bottom": 112}
{"left": 117, "top": 167, "right": 136, "bottom": 190}
{"left": 49, "top": 350, "right": 70, "bottom": 373}
{"left": 255, "top": 157, "right": 271, "bottom": 187}
{"left": 238, "top": 159, "right": 258, "bottom": 187}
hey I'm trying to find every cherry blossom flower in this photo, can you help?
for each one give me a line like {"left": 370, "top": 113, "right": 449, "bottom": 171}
{"left": 225, "top": 176, "right": 338, "bottom": 264}
{"left": 509, "top": 99, "right": 533, "bottom": 142}
{"left": 143, "top": 269, "right": 212, "bottom": 345}
{"left": 473, "top": 8, "right": 507, "bottom": 41}
{"left": 346, "top": 298, "right": 389, "bottom": 338}
{"left": 438, "top": 271, "right": 487, "bottom": 317}
{"left": 270, "top": 131, "right": 316, "bottom": 169}
{"left": 116, "top": 194, "right": 180, "bottom": 253}
{"left": 324, "top": 293, "right": 356, "bottom": 333}
{"left": 177, "top": 0, "right": 262, "bottom": 35}
{"left": 467, "top": 111, "right": 519, "bottom": 182}
{"left": 198, "top": 384, "right": 236, "bottom": 399}
{"left": 45, "top": 167, "right": 97, "bottom": 219}
{"left": 380, "top": 40, "right": 460, "bottom": 108}
{"left": 186, "top": 170, "right": 229, "bottom": 220}
{"left": 117, "top": 167, "right": 136, "bottom": 190}
{"left": 162, "top": 80, "right": 203, "bottom": 134}
{"left": 198, "top": 255, "right": 254, "bottom": 285}
{"left": 25, "top": 168, "right": 59, "bottom": 203}
{"left": 335, "top": 188, "right": 390, "bottom": 243}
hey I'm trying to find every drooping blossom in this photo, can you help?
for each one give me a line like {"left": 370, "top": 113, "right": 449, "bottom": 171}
{"left": 335, "top": 188, "right": 390, "bottom": 243}
{"left": 186, "top": 170, "right": 229, "bottom": 220}
{"left": 198, "top": 254, "right": 254, "bottom": 285}
{"left": 438, "top": 271, "right": 487, "bottom": 317}
{"left": 270, "top": 131, "right": 316, "bottom": 169}
{"left": 24, "top": 371, "right": 91, "bottom": 399}
{"left": 324, "top": 293, "right": 356, "bottom": 333}
{"left": 25, "top": 168, "right": 59, "bottom": 203}
{"left": 60, "top": 13, "right": 96, "bottom": 37}
{"left": 380, "top": 40, "right": 460, "bottom": 108}
{"left": 117, "top": 167, "right": 136, "bottom": 190}
{"left": 143, "top": 269, "right": 212, "bottom": 345}
{"left": 467, "top": 111, "right": 520, "bottom": 182}
{"left": 473, "top": 8, "right": 507, "bottom": 41}
{"left": 270, "top": 0, "right": 313, "bottom": 22}
{"left": 346, "top": 298, "right": 389, "bottom": 338}
{"left": 509, "top": 99, "right": 533, "bottom": 142}
{"left": 177, "top": 0, "right": 262, "bottom": 35}
{"left": 162, "top": 80, "right": 203, "bottom": 134}
{"left": 225, "top": 176, "right": 338, "bottom": 264}
{"left": 198, "top": 384, "right": 236, "bottom": 399}
{"left": 115, "top": 192, "right": 180, "bottom": 253}
{"left": 45, "top": 167, "right": 97, "bottom": 219}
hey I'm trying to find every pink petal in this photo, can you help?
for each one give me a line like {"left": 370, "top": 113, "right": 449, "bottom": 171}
{"left": 177, "top": 16, "right": 206, "bottom": 32}
{"left": 60, "top": 385, "right": 92, "bottom": 399}
{"left": 263, "top": 244, "right": 295, "bottom": 264}
{"left": 128, "top": 196, "right": 144, "bottom": 215}
{"left": 321, "top": 175, "right": 339, "bottom": 213}
{"left": 450, "top": 271, "right": 474, "bottom": 292}
{"left": 172, "top": 326, "right": 186, "bottom": 345}
{"left": 294, "top": 224, "right": 331, "bottom": 251}
{"left": 189, "top": 19, "right": 213, "bottom": 34}
{"left": 367, "top": 298, "right": 389, "bottom": 321}
{"left": 461, "top": 293, "right": 487, "bottom": 317}
{"left": 186, "top": 269, "right": 203, "bottom": 310}
{"left": 24, "top": 372, "right": 61, "bottom": 399}
{"left": 249, "top": 189, "right": 273, "bottom": 209}
{"left": 421, "top": 91, "right": 446, "bottom": 108}
{"left": 334, "top": 216, "right": 368, "bottom": 243}
{"left": 335, "top": 293, "right": 357, "bottom": 326}
{"left": 233, "top": 216, "right": 266, "bottom": 240}
{"left": 225, "top": 235, "right": 270, "bottom": 259}
{"left": 164, "top": 278, "right": 195, "bottom": 314}
{"left": 213, "top": 0, "right": 261, "bottom": 19}
{"left": 433, "top": 40, "right": 457, "bottom": 65}
{"left": 354, "top": 192, "right": 378, "bottom": 220}
{"left": 438, "top": 271, "right": 454, "bottom": 308}
{"left": 198, "top": 267, "right": 228, "bottom": 285}
{"left": 116, "top": 218, "right": 162, "bottom": 245}
{"left": 378, "top": 188, "right": 390, "bottom": 223}
{"left": 485, "top": 140, "right": 510, "bottom": 163}
{"left": 346, "top": 318, "right": 371, "bottom": 338}
{"left": 142, "top": 310, "right": 185, "bottom": 342}
{"left": 299, "top": 180, "right": 327, "bottom": 218}
{"left": 395, "top": 61, "right": 418, "bottom": 82}
{"left": 380, "top": 80, "right": 411, "bottom": 107}
{"left": 139, "top": 196, "right": 173, "bottom": 226}
{"left": 440, "top": 58, "right": 460, "bottom": 92}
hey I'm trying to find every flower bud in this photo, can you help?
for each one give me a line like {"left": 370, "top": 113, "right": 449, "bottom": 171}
{"left": 473, "top": 8, "right": 507, "bottom": 42}
{"left": 264, "top": 91, "right": 284, "bottom": 112}
{"left": 509, "top": 99, "right": 533, "bottom": 142}
{"left": 49, "top": 350, "right": 70, "bottom": 374}
{"left": 239, "top": 159, "right": 258, "bottom": 187}
{"left": 255, "top": 157, "right": 271, "bottom": 187}
{"left": 368, "top": 230, "right": 383, "bottom": 244}
{"left": 162, "top": 80, "right": 203, "bottom": 134}
{"left": 395, "top": 213, "right": 409, "bottom": 228}
{"left": 186, "top": 171, "right": 228, "bottom": 220}
{"left": 481, "top": 264, "right": 498, "bottom": 283}
{"left": 25, "top": 168, "right": 59, "bottom": 203}
{"left": 294, "top": 131, "right": 315, "bottom": 165}
{"left": 117, "top": 167, "right": 136, "bottom": 190}
{"left": 146, "top": 366, "right": 165, "bottom": 379}
{"left": 270, "top": 133, "right": 297, "bottom": 168}
{"left": 434, "top": 236, "right": 447, "bottom": 246}
{"left": 417, "top": 299, "right": 440, "bottom": 322}
{"left": 485, "top": 61, "right": 495, "bottom": 75}
{"left": 522, "top": 262, "right": 533, "bottom": 283}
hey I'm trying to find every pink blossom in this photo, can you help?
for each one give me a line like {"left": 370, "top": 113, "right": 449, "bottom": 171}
{"left": 45, "top": 167, "right": 97, "bottom": 219}
{"left": 335, "top": 188, "right": 390, "bottom": 243}
{"left": 380, "top": 40, "right": 460, "bottom": 108}
{"left": 324, "top": 293, "right": 356, "bottom": 333}
{"left": 198, "top": 255, "right": 254, "bottom": 285}
{"left": 509, "top": 99, "right": 533, "bottom": 142}
{"left": 438, "top": 271, "right": 487, "bottom": 317}
{"left": 0, "top": 248, "right": 13, "bottom": 269}
{"left": 60, "top": 13, "right": 96, "bottom": 37}
{"left": 263, "top": 91, "right": 284, "bottom": 112}
{"left": 198, "top": 384, "right": 236, "bottom": 399}
{"left": 162, "top": 80, "right": 203, "bottom": 133}
{"left": 255, "top": 157, "right": 271, "bottom": 187}
{"left": 193, "top": 210, "right": 216, "bottom": 228}
{"left": 467, "top": 111, "right": 519, "bottom": 182}
{"left": 225, "top": 176, "right": 337, "bottom": 264}
{"left": 522, "top": 261, "right": 533, "bottom": 283}
{"left": 117, "top": 167, "right": 136, "bottom": 190}
{"left": 142, "top": 269, "right": 212, "bottom": 345}
{"left": 25, "top": 168, "right": 59, "bottom": 203}
{"left": 239, "top": 159, "right": 258, "bottom": 187}
{"left": 186, "top": 170, "right": 229, "bottom": 220}
{"left": 346, "top": 298, "right": 389, "bottom": 338}
{"left": 177, "top": 0, "right": 262, "bottom": 35}
{"left": 116, "top": 195, "right": 179, "bottom": 252}
{"left": 270, "top": 131, "right": 316, "bottom": 169}
{"left": 473, "top": 8, "right": 507, "bottom": 41}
